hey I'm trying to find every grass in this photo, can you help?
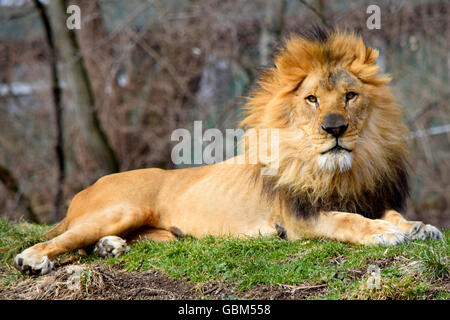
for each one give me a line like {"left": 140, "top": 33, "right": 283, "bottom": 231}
{"left": 0, "top": 218, "right": 448, "bottom": 299}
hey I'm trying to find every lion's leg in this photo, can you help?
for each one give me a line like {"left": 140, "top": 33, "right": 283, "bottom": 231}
{"left": 381, "top": 210, "right": 442, "bottom": 241}
{"left": 305, "top": 211, "right": 409, "bottom": 245}
{"left": 126, "top": 226, "right": 178, "bottom": 243}
{"left": 93, "top": 227, "right": 180, "bottom": 258}
{"left": 14, "top": 206, "right": 148, "bottom": 275}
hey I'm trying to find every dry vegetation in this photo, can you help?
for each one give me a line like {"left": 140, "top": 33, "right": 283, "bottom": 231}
{"left": 0, "top": 263, "right": 331, "bottom": 300}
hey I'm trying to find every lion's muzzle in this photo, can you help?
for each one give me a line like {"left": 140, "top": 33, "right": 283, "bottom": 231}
{"left": 321, "top": 113, "right": 349, "bottom": 138}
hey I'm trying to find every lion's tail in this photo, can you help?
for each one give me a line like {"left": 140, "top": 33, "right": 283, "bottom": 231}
{"left": 44, "top": 218, "right": 68, "bottom": 239}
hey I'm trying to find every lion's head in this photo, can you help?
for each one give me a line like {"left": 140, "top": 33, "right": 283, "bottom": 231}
{"left": 241, "top": 28, "right": 410, "bottom": 219}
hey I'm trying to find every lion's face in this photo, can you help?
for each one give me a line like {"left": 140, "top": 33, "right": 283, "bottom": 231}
{"left": 292, "top": 67, "right": 369, "bottom": 172}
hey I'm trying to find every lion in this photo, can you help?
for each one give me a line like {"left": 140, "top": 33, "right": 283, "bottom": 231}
{"left": 14, "top": 28, "right": 442, "bottom": 275}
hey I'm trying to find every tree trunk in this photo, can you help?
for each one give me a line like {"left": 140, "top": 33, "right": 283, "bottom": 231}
{"left": 0, "top": 165, "right": 40, "bottom": 223}
{"left": 33, "top": 0, "right": 66, "bottom": 223}
{"left": 47, "top": 0, "right": 119, "bottom": 177}
{"left": 259, "top": 0, "right": 287, "bottom": 66}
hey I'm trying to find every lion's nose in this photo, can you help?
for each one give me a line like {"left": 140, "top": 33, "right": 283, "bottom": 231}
{"left": 321, "top": 113, "right": 348, "bottom": 138}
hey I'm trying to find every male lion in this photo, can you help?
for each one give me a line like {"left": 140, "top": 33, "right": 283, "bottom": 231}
{"left": 14, "top": 28, "right": 442, "bottom": 275}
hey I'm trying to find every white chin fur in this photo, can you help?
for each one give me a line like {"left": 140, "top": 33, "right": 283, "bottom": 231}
{"left": 317, "top": 151, "right": 353, "bottom": 172}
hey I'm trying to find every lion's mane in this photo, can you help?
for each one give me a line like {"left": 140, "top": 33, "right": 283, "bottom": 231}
{"left": 241, "top": 28, "right": 410, "bottom": 219}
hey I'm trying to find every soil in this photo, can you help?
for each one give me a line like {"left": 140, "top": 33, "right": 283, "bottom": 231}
{"left": 0, "top": 264, "right": 329, "bottom": 300}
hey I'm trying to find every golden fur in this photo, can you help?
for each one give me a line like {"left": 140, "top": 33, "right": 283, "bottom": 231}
{"left": 14, "top": 28, "right": 442, "bottom": 275}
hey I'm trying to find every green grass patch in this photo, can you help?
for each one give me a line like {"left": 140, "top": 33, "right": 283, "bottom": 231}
{"left": 0, "top": 218, "right": 448, "bottom": 299}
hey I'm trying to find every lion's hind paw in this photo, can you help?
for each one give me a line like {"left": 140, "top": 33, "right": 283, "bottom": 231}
{"left": 94, "top": 236, "right": 130, "bottom": 258}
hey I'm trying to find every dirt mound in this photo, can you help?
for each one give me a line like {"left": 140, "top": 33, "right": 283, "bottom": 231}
{"left": 1, "top": 264, "right": 201, "bottom": 300}
{"left": 0, "top": 264, "right": 328, "bottom": 300}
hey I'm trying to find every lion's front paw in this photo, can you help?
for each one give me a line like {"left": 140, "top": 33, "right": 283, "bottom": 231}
{"left": 366, "top": 231, "right": 410, "bottom": 246}
{"left": 407, "top": 222, "right": 443, "bottom": 241}
{"left": 94, "top": 236, "right": 129, "bottom": 258}
{"left": 14, "top": 249, "right": 54, "bottom": 275}
{"left": 364, "top": 222, "right": 410, "bottom": 246}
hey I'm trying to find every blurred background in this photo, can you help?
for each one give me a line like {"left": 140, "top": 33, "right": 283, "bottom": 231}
{"left": 0, "top": 0, "right": 448, "bottom": 228}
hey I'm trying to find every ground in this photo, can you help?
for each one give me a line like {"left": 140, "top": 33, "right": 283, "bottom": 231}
{"left": 0, "top": 219, "right": 448, "bottom": 300}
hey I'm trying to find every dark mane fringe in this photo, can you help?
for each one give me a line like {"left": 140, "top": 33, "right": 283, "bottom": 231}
{"left": 258, "top": 161, "right": 410, "bottom": 220}
{"left": 298, "top": 25, "right": 333, "bottom": 43}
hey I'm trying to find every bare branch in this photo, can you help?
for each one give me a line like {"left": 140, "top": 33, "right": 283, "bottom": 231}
{"left": 298, "top": 0, "right": 331, "bottom": 28}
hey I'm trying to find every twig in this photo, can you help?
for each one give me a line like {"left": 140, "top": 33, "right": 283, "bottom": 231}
{"left": 298, "top": 0, "right": 331, "bottom": 28}
{"left": 124, "top": 28, "right": 194, "bottom": 100}
{"left": 406, "top": 93, "right": 450, "bottom": 125}
{"left": 280, "top": 283, "right": 327, "bottom": 291}
{"left": 410, "top": 124, "right": 450, "bottom": 139}
{"left": 0, "top": 6, "right": 36, "bottom": 24}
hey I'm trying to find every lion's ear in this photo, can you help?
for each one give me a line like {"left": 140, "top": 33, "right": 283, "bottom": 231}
{"left": 275, "top": 57, "right": 308, "bottom": 85}
{"left": 274, "top": 64, "right": 308, "bottom": 94}
{"left": 365, "top": 47, "right": 379, "bottom": 65}
{"left": 349, "top": 60, "right": 391, "bottom": 85}
{"left": 350, "top": 42, "right": 391, "bottom": 85}
{"left": 273, "top": 36, "right": 311, "bottom": 88}
{"left": 351, "top": 38, "right": 380, "bottom": 66}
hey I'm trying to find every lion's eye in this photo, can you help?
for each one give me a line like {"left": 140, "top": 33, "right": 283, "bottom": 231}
{"left": 306, "top": 95, "right": 318, "bottom": 103}
{"left": 345, "top": 92, "right": 357, "bottom": 101}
